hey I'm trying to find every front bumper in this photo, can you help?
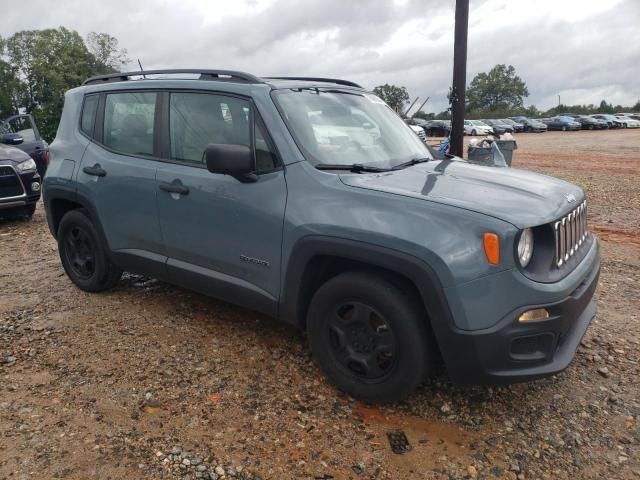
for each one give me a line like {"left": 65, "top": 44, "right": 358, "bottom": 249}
{"left": 0, "top": 166, "right": 41, "bottom": 209}
{"left": 436, "top": 241, "right": 600, "bottom": 385}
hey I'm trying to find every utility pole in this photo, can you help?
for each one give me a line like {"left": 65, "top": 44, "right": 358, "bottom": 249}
{"left": 449, "top": 0, "right": 469, "bottom": 157}
{"left": 558, "top": 94, "right": 561, "bottom": 108}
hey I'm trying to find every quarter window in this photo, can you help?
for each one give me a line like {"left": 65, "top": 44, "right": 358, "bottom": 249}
{"left": 81, "top": 95, "right": 99, "bottom": 137}
{"left": 103, "top": 92, "right": 156, "bottom": 156}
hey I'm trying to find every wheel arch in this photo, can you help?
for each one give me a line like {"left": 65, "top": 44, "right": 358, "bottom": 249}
{"left": 45, "top": 186, "right": 110, "bottom": 251}
{"left": 279, "top": 236, "right": 454, "bottom": 341}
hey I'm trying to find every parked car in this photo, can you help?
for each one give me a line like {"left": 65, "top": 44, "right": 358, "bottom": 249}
{"left": 464, "top": 120, "right": 493, "bottom": 136}
{"left": 500, "top": 118, "right": 524, "bottom": 132}
{"left": 613, "top": 115, "right": 640, "bottom": 128}
{"left": 482, "top": 119, "right": 513, "bottom": 134}
{"left": 0, "top": 143, "right": 41, "bottom": 219}
{"left": 0, "top": 114, "right": 50, "bottom": 178}
{"left": 44, "top": 69, "right": 600, "bottom": 402}
{"left": 590, "top": 114, "right": 623, "bottom": 128}
{"left": 408, "top": 124, "right": 427, "bottom": 142}
{"left": 423, "top": 119, "right": 451, "bottom": 137}
{"left": 615, "top": 113, "right": 640, "bottom": 121}
{"left": 543, "top": 116, "right": 582, "bottom": 131}
{"left": 511, "top": 117, "right": 547, "bottom": 132}
{"left": 573, "top": 115, "right": 607, "bottom": 130}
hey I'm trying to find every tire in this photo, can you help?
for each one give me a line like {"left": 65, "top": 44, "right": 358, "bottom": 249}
{"left": 306, "top": 272, "right": 434, "bottom": 402}
{"left": 57, "top": 209, "right": 122, "bottom": 292}
{"left": 562, "top": 126, "right": 567, "bottom": 131}
{"left": 471, "top": 129, "right": 477, "bottom": 136}
{"left": 588, "top": 125, "right": 594, "bottom": 130}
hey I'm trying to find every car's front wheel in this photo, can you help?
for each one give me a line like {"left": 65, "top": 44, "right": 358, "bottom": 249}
{"left": 58, "top": 209, "right": 122, "bottom": 292}
{"left": 306, "top": 272, "right": 434, "bottom": 402}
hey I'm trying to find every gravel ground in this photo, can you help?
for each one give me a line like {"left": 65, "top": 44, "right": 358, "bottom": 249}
{"left": 1, "top": 129, "right": 639, "bottom": 480}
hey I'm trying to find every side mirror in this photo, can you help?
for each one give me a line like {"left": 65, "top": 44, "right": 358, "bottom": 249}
{"left": 1, "top": 133, "right": 24, "bottom": 145}
{"left": 205, "top": 144, "right": 256, "bottom": 183}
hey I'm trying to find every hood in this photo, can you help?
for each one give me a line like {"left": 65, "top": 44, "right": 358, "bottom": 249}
{"left": 339, "top": 159, "right": 583, "bottom": 228}
{"left": 0, "top": 144, "right": 31, "bottom": 165}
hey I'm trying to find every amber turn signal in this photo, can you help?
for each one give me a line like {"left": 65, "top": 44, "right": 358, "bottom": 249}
{"left": 518, "top": 308, "right": 550, "bottom": 322}
{"left": 483, "top": 232, "right": 500, "bottom": 265}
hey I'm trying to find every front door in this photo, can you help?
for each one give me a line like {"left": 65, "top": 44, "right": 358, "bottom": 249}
{"left": 156, "top": 91, "right": 287, "bottom": 314}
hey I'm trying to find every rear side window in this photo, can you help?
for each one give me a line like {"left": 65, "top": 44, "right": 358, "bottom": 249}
{"left": 169, "top": 92, "right": 250, "bottom": 165}
{"left": 80, "top": 95, "right": 99, "bottom": 137}
{"left": 103, "top": 92, "right": 156, "bottom": 156}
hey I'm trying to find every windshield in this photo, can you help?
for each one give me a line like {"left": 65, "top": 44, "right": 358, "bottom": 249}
{"left": 272, "top": 89, "right": 431, "bottom": 168}
{"left": 558, "top": 116, "right": 573, "bottom": 122}
{"left": 470, "top": 120, "right": 487, "bottom": 126}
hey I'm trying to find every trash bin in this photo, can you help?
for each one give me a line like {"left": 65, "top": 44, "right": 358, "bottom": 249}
{"left": 494, "top": 139, "right": 517, "bottom": 166}
{"left": 467, "top": 146, "right": 493, "bottom": 165}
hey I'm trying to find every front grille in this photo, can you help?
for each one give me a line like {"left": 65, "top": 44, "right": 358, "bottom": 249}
{"left": 0, "top": 165, "right": 24, "bottom": 199}
{"left": 553, "top": 201, "right": 587, "bottom": 267}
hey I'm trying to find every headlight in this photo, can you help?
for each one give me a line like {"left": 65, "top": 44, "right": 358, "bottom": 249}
{"left": 517, "top": 228, "right": 534, "bottom": 267}
{"left": 15, "top": 158, "right": 36, "bottom": 172}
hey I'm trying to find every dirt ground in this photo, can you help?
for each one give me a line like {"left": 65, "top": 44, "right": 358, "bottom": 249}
{"left": 1, "top": 129, "right": 639, "bottom": 480}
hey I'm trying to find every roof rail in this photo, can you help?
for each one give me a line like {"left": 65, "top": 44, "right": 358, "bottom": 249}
{"left": 83, "top": 69, "right": 263, "bottom": 86}
{"left": 264, "top": 77, "right": 363, "bottom": 88}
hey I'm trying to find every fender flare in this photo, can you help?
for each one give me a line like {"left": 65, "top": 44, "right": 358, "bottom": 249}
{"left": 44, "top": 184, "right": 111, "bottom": 253}
{"left": 279, "top": 236, "right": 455, "bottom": 337}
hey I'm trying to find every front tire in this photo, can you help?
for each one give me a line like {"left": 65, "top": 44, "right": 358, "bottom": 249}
{"left": 306, "top": 272, "right": 434, "bottom": 402}
{"left": 58, "top": 209, "right": 122, "bottom": 292}
{"left": 562, "top": 126, "right": 567, "bottom": 131}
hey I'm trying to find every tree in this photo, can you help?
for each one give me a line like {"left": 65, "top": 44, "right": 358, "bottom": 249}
{"left": 5, "top": 28, "right": 96, "bottom": 140}
{"left": 466, "top": 64, "right": 529, "bottom": 112}
{"left": 413, "top": 110, "right": 434, "bottom": 120}
{"left": 372, "top": 84, "right": 410, "bottom": 112}
{"left": 598, "top": 99, "right": 613, "bottom": 113}
{"left": 86, "top": 32, "right": 129, "bottom": 74}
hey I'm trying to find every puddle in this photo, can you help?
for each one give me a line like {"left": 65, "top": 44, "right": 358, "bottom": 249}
{"left": 353, "top": 403, "right": 483, "bottom": 477}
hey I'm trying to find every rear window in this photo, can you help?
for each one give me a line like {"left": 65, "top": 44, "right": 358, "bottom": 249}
{"left": 81, "top": 95, "right": 99, "bottom": 137}
{"left": 103, "top": 92, "right": 156, "bottom": 156}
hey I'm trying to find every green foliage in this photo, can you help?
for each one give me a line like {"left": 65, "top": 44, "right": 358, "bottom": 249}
{"left": 86, "top": 32, "right": 129, "bottom": 74}
{"left": 372, "top": 84, "right": 410, "bottom": 112}
{"left": 467, "top": 64, "right": 529, "bottom": 112}
{"left": 412, "top": 110, "right": 434, "bottom": 120}
{"left": 0, "top": 28, "right": 128, "bottom": 141}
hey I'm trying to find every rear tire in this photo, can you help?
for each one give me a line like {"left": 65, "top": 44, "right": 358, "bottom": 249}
{"left": 562, "top": 126, "right": 567, "bottom": 131}
{"left": 471, "top": 129, "right": 477, "bottom": 136}
{"left": 57, "top": 209, "right": 122, "bottom": 292}
{"left": 306, "top": 272, "right": 434, "bottom": 402}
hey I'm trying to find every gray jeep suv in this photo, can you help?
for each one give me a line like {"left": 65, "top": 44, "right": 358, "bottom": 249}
{"left": 43, "top": 70, "right": 599, "bottom": 402}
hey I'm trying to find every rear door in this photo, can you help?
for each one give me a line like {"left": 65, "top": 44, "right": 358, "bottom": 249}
{"left": 155, "top": 91, "right": 287, "bottom": 314}
{"left": 76, "top": 90, "right": 165, "bottom": 277}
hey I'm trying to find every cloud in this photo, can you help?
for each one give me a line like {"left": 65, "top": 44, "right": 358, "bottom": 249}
{"left": 1, "top": 0, "right": 638, "bottom": 112}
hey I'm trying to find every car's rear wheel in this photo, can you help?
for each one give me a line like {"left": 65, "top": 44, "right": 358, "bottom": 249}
{"left": 306, "top": 272, "right": 434, "bottom": 402}
{"left": 58, "top": 209, "right": 122, "bottom": 292}
{"left": 471, "top": 129, "right": 477, "bottom": 136}
{"left": 562, "top": 125, "right": 567, "bottom": 131}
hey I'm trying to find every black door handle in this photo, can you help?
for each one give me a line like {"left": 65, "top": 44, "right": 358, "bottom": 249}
{"left": 159, "top": 180, "right": 189, "bottom": 195}
{"left": 82, "top": 164, "right": 106, "bottom": 177}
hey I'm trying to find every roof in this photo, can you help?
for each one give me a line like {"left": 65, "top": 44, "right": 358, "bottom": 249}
{"left": 82, "top": 69, "right": 365, "bottom": 91}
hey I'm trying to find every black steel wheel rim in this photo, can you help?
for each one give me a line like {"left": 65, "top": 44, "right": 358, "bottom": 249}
{"left": 64, "top": 226, "right": 96, "bottom": 279}
{"left": 326, "top": 301, "right": 397, "bottom": 381}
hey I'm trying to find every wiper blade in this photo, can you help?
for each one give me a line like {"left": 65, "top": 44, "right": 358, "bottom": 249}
{"left": 315, "top": 163, "right": 390, "bottom": 173}
{"left": 392, "top": 157, "right": 430, "bottom": 170}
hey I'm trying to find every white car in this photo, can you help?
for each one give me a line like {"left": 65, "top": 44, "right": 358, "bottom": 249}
{"left": 613, "top": 115, "right": 640, "bottom": 128}
{"left": 409, "top": 124, "right": 427, "bottom": 142}
{"left": 464, "top": 120, "right": 494, "bottom": 136}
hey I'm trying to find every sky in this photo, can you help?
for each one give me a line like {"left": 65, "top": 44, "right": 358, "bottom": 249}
{"left": 1, "top": 0, "right": 639, "bottom": 113}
